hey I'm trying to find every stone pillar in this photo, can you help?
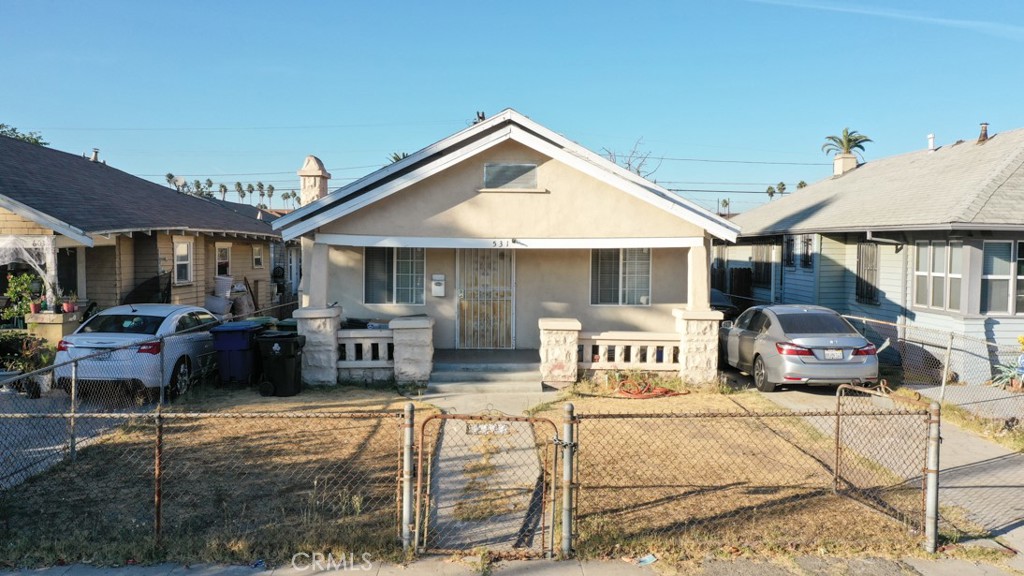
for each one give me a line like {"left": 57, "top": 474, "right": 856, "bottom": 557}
{"left": 687, "top": 238, "right": 711, "bottom": 312}
{"left": 539, "top": 318, "right": 582, "bottom": 387}
{"left": 295, "top": 306, "right": 343, "bottom": 386}
{"left": 26, "top": 311, "right": 82, "bottom": 346}
{"left": 673, "top": 308, "right": 723, "bottom": 386}
{"left": 389, "top": 316, "right": 435, "bottom": 386}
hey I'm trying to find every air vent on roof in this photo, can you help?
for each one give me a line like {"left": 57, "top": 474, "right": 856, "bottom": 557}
{"left": 978, "top": 122, "right": 989, "bottom": 144}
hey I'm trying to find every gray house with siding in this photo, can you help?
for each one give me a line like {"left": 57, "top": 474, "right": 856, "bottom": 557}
{"left": 716, "top": 124, "right": 1024, "bottom": 350}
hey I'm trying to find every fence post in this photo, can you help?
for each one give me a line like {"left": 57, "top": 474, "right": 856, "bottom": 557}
{"left": 402, "top": 403, "right": 414, "bottom": 552}
{"left": 154, "top": 405, "right": 163, "bottom": 544}
{"left": 69, "top": 360, "right": 77, "bottom": 463}
{"left": 924, "top": 401, "right": 941, "bottom": 553}
{"left": 939, "top": 333, "right": 954, "bottom": 404}
{"left": 833, "top": 387, "right": 842, "bottom": 493}
{"left": 561, "top": 403, "right": 575, "bottom": 558}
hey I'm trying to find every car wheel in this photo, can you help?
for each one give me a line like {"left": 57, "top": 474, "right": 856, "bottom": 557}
{"left": 169, "top": 357, "right": 192, "bottom": 400}
{"left": 753, "top": 356, "right": 776, "bottom": 393}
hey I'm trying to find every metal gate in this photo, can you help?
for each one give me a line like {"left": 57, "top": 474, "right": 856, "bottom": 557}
{"left": 457, "top": 249, "right": 515, "bottom": 349}
{"left": 415, "top": 411, "right": 558, "bottom": 556}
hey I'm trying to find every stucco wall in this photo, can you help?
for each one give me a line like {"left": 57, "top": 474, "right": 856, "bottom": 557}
{"left": 319, "top": 140, "right": 707, "bottom": 240}
{"left": 326, "top": 246, "right": 689, "bottom": 349}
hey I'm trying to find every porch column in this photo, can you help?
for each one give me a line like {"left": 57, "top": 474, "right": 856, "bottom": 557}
{"left": 687, "top": 237, "right": 711, "bottom": 311}
{"left": 295, "top": 305, "right": 343, "bottom": 386}
{"left": 539, "top": 318, "right": 581, "bottom": 387}
{"left": 673, "top": 308, "right": 723, "bottom": 386}
{"left": 389, "top": 316, "right": 435, "bottom": 386}
{"left": 301, "top": 239, "right": 329, "bottom": 308}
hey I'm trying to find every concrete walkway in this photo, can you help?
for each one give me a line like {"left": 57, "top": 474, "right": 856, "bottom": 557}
{"left": 752, "top": 382, "right": 1024, "bottom": 555}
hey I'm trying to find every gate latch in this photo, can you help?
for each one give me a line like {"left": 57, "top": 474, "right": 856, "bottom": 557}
{"left": 552, "top": 436, "right": 577, "bottom": 450}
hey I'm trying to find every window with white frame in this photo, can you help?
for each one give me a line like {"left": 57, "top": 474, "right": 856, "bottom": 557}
{"left": 252, "top": 245, "right": 264, "bottom": 268}
{"left": 914, "top": 241, "right": 963, "bottom": 311}
{"left": 981, "top": 241, "right": 1012, "bottom": 314}
{"left": 590, "top": 248, "right": 651, "bottom": 305}
{"left": 173, "top": 239, "right": 193, "bottom": 284}
{"left": 215, "top": 242, "right": 231, "bottom": 276}
{"left": 364, "top": 247, "right": 425, "bottom": 305}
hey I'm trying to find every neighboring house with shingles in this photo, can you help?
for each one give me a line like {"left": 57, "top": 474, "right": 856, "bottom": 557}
{"left": 0, "top": 135, "right": 279, "bottom": 315}
{"left": 717, "top": 123, "right": 1024, "bottom": 349}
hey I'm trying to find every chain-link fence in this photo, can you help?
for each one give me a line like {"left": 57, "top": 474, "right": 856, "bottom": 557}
{"left": 415, "top": 412, "right": 558, "bottom": 557}
{"left": 845, "top": 316, "right": 1024, "bottom": 422}
{"left": 0, "top": 410, "right": 405, "bottom": 566}
{"left": 570, "top": 390, "right": 934, "bottom": 557}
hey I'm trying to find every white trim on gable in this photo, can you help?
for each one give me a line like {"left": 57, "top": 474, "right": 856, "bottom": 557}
{"left": 275, "top": 109, "right": 740, "bottom": 243}
{"left": 315, "top": 233, "right": 704, "bottom": 249}
{"left": 0, "top": 195, "right": 94, "bottom": 246}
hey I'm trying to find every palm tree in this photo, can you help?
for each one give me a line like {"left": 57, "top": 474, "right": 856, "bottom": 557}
{"left": 246, "top": 183, "right": 255, "bottom": 205}
{"left": 776, "top": 182, "right": 786, "bottom": 197}
{"left": 235, "top": 182, "right": 245, "bottom": 203}
{"left": 388, "top": 152, "right": 409, "bottom": 164}
{"left": 266, "top": 185, "right": 275, "bottom": 208}
{"left": 257, "top": 182, "right": 266, "bottom": 207}
{"left": 797, "top": 180, "right": 808, "bottom": 189}
{"left": 822, "top": 128, "right": 872, "bottom": 159}
{"left": 165, "top": 173, "right": 176, "bottom": 188}
{"left": 766, "top": 185, "right": 776, "bottom": 201}
{"left": 218, "top": 183, "right": 228, "bottom": 201}
{"left": 720, "top": 199, "right": 730, "bottom": 215}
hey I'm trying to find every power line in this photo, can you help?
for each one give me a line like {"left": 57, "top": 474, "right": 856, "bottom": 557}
{"left": 655, "top": 156, "right": 829, "bottom": 166}
{"left": 667, "top": 188, "right": 787, "bottom": 194}
{"left": 139, "top": 164, "right": 382, "bottom": 178}
{"left": 30, "top": 120, "right": 464, "bottom": 132}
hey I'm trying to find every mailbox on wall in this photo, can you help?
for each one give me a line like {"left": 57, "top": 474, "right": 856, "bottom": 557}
{"left": 431, "top": 274, "right": 445, "bottom": 297}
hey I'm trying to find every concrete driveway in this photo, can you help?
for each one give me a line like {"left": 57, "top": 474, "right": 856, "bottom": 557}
{"left": 720, "top": 367, "right": 1024, "bottom": 554}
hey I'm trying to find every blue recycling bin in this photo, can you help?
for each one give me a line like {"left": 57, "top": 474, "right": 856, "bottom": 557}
{"left": 210, "top": 321, "right": 266, "bottom": 387}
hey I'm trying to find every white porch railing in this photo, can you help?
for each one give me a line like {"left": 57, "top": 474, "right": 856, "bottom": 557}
{"left": 337, "top": 329, "right": 394, "bottom": 369}
{"left": 578, "top": 331, "right": 681, "bottom": 372}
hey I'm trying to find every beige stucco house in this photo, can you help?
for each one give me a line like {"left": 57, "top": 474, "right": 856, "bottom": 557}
{"left": 275, "top": 109, "right": 739, "bottom": 386}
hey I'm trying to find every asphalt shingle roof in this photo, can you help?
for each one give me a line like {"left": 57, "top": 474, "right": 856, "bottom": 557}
{"left": 0, "top": 135, "right": 277, "bottom": 238}
{"left": 732, "top": 128, "right": 1024, "bottom": 237}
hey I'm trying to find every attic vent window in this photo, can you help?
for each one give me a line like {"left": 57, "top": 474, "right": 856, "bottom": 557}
{"left": 483, "top": 163, "right": 538, "bottom": 190}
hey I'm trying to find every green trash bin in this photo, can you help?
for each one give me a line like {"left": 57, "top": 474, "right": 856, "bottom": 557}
{"left": 256, "top": 331, "right": 307, "bottom": 397}
{"left": 276, "top": 318, "right": 298, "bottom": 333}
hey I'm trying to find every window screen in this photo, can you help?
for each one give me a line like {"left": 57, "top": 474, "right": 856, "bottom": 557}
{"left": 364, "top": 247, "right": 394, "bottom": 304}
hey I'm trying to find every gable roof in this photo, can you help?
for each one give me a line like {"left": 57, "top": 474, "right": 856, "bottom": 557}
{"left": 0, "top": 136, "right": 279, "bottom": 246}
{"left": 732, "top": 128, "right": 1024, "bottom": 237}
{"left": 274, "top": 109, "right": 739, "bottom": 242}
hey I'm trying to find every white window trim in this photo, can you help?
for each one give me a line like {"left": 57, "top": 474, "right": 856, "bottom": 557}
{"left": 589, "top": 248, "right": 653, "bottom": 307}
{"left": 252, "top": 245, "right": 264, "bottom": 269}
{"left": 362, "top": 247, "right": 427, "bottom": 306}
{"left": 172, "top": 236, "right": 194, "bottom": 285}
{"left": 981, "top": 240, "right": 1013, "bottom": 315}
{"left": 914, "top": 240, "right": 963, "bottom": 312}
{"left": 215, "top": 242, "right": 232, "bottom": 277}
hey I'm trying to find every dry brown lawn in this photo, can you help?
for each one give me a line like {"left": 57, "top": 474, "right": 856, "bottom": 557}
{"left": 533, "top": 384, "right": 925, "bottom": 561}
{"left": 0, "top": 385, "right": 435, "bottom": 567}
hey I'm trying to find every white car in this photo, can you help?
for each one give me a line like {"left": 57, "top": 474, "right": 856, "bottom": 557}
{"left": 54, "top": 304, "right": 219, "bottom": 400}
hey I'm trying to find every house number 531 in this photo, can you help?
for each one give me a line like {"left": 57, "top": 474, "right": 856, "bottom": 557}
{"left": 492, "top": 240, "right": 511, "bottom": 248}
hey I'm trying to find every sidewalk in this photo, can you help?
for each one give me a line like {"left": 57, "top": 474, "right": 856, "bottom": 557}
{"left": 3, "top": 554, "right": 1021, "bottom": 576}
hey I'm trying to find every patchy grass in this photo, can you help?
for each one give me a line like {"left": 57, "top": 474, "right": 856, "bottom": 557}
{"left": 531, "top": 387, "right": 926, "bottom": 565}
{"left": 0, "top": 386, "right": 435, "bottom": 568}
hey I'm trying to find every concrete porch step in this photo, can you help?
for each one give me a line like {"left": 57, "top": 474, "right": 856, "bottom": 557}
{"left": 429, "top": 368, "right": 540, "bottom": 383}
{"left": 432, "top": 362, "right": 541, "bottom": 373}
{"left": 426, "top": 378, "right": 543, "bottom": 394}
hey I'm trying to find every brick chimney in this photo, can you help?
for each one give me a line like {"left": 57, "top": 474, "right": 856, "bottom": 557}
{"left": 833, "top": 153, "right": 858, "bottom": 176}
{"left": 977, "top": 122, "right": 989, "bottom": 144}
{"left": 297, "top": 155, "right": 331, "bottom": 206}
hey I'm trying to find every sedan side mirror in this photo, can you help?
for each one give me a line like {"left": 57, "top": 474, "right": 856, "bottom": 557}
{"left": 721, "top": 320, "right": 733, "bottom": 329}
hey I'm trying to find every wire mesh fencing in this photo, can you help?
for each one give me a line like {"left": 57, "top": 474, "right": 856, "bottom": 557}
{"left": 0, "top": 410, "right": 405, "bottom": 567}
{"left": 415, "top": 412, "right": 558, "bottom": 557}
{"left": 846, "top": 316, "right": 1024, "bottom": 423}
{"left": 570, "top": 395, "right": 933, "bottom": 557}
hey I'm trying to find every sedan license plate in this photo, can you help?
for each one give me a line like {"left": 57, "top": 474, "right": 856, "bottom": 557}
{"left": 92, "top": 351, "right": 112, "bottom": 361}
{"left": 824, "top": 348, "right": 844, "bottom": 360}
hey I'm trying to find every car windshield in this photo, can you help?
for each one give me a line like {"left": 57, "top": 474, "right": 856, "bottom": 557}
{"left": 81, "top": 314, "right": 164, "bottom": 335}
{"left": 777, "top": 312, "right": 856, "bottom": 335}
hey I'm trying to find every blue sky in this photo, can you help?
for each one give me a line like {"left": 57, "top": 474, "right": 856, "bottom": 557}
{"left": 3, "top": 0, "right": 1023, "bottom": 212}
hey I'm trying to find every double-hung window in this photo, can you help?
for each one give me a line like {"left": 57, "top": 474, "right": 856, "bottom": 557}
{"left": 215, "top": 242, "right": 231, "bottom": 276}
{"left": 914, "top": 241, "right": 963, "bottom": 311}
{"left": 981, "top": 241, "right": 1012, "bottom": 314}
{"left": 590, "top": 248, "right": 651, "bottom": 305}
{"left": 173, "top": 239, "right": 193, "bottom": 285}
{"left": 800, "top": 235, "right": 814, "bottom": 268}
{"left": 364, "top": 247, "right": 425, "bottom": 305}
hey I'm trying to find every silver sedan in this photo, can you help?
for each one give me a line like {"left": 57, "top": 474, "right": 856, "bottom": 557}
{"left": 719, "top": 305, "right": 878, "bottom": 392}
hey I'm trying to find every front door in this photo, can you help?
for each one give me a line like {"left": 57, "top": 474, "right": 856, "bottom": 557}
{"left": 457, "top": 249, "right": 514, "bottom": 349}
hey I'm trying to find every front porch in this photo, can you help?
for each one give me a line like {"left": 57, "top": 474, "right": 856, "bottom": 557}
{"left": 294, "top": 306, "right": 723, "bottom": 389}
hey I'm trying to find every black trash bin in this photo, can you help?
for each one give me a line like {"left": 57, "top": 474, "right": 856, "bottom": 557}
{"left": 255, "top": 331, "right": 307, "bottom": 396}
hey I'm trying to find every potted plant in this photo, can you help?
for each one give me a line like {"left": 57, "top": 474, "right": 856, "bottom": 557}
{"left": 62, "top": 291, "right": 77, "bottom": 313}
{"left": 28, "top": 298, "right": 42, "bottom": 314}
